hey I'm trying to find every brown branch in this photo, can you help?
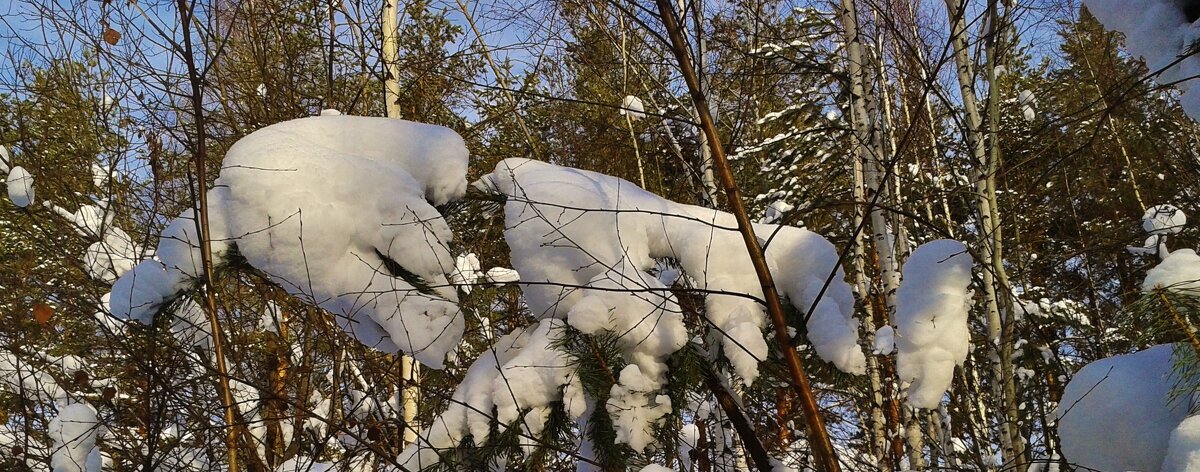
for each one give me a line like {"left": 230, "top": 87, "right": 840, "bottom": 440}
{"left": 176, "top": 0, "right": 241, "bottom": 470}
{"left": 651, "top": 2, "right": 841, "bottom": 471}
{"left": 700, "top": 362, "right": 774, "bottom": 471}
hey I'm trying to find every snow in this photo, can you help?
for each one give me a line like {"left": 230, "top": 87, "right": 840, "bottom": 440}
{"left": 47, "top": 202, "right": 142, "bottom": 283}
{"left": 679, "top": 423, "right": 700, "bottom": 471}
{"left": 1164, "top": 415, "right": 1200, "bottom": 472}
{"left": 1057, "top": 344, "right": 1189, "bottom": 472}
{"left": 566, "top": 261, "right": 687, "bottom": 389}
{"left": 0, "top": 350, "right": 65, "bottom": 400}
{"left": 109, "top": 115, "right": 470, "bottom": 368}
{"left": 480, "top": 158, "right": 865, "bottom": 382}
{"left": 872, "top": 325, "right": 894, "bottom": 355}
{"left": 398, "top": 328, "right": 532, "bottom": 470}
{"left": 49, "top": 402, "right": 100, "bottom": 472}
{"left": 490, "top": 320, "right": 573, "bottom": 427}
{"left": 638, "top": 465, "right": 673, "bottom": 472}
{"left": 83, "top": 234, "right": 140, "bottom": 283}
{"left": 400, "top": 157, "right": 868, "bottom": 469}
{"left": 1143, "top": 248, "right": 1200, "bottom": 294}
{"left": 1084, "top": 0, "right": 1200, "bottom": 118}
{"left": 485, "top": 267, "right": 519, "bottom": 283}
{"left": 1019, "top": 90, "right": 1037, "bottom": 122}
{"left": 96, "top": 117, "right": 875, "bottom": 470}
{"left": 91, "top": 164, "right": 110, "bottom": 189}
{"left": 621, "top": 95, "right": 646, "bottom": 120}
{"left": 760, "top": 200, "right": 794, "bottom": 224}
{"left": 216, "top": 115, "right": 467, "bottom": 368}
{"left": 109, "top": 260, "right": 187, "bottom": 324}
{"left": 1144, "top": 204, "right": 1187, "bottom": 235}
{"left": 154, "top": 208, "right": 232, "bottom": 283}
{"left": 1018, "top": 89, "right": 1034, "bottom": 105}
{"left": 450, "top": 253, "right": 482, "bottom": 293}
{"left": 258, "top": 300, "right": 284, "bottom": 333}
{"left": 607, "top": 364, "right": 673, "bottom": 451}
{"left": 6, "top": 165, "right": 34, "bottom": 207}
{"left": 893, "top": 239, "right": 973, "bottom": 409}
{"left": 170, "top": 298, "right": 212, "bottom": 348}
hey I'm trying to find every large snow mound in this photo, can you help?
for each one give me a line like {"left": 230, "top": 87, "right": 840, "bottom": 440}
{"left": 49, "top": 402, "right": 100, "bottom": 472}
{"left": 219, "top": 116, "right": 468, "bottom": 368}
{"left": 481, "top": 158, "right": 865, "bottom": 380}
{"left": 1057, "top": 344, "right": 1190, "bottom": 472}
{"left": 108, "top": 115, "right": 470, "bottom": 368}
{"left": 1165, "top": 414, "right": 1200, "bottom": 472}
{"left": 1084, "top": 0, "right": 1200, "bottom": 118}
{"left": 894, "top": 239, "right": 973, "bottom": 409}
{"left": 399, "top": 158, "right": 866, "bottom": 470}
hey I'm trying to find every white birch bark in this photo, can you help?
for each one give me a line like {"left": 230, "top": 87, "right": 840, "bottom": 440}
{"left": 382, "top": 0, "right": 419, "bottom": 446}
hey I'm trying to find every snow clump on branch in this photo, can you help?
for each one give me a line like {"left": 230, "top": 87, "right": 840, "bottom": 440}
{"left": 108, "top": 115, "right": 469, "bottom": 368}
{"left": 49, "top": 402, "right": 101, "bottom": 472}
{"left": 6, "top": 165, "right": 34, "bottom": 208}
{"left": 481, "top": 158, "right": 866, "bottom": 380}
{"left": 399, "top": 158, "right": 866, "bottom": 469}
{"left": 894, "top": 239, "right": 973, "bottom": 409}
{"left": 1057, "top": 344, "right": 1190, "bottom": 472}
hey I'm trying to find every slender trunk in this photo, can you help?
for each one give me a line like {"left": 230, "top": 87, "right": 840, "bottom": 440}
{"left": 841, "top": 1, "right": 903, "bottom": 468}
{"left": 618, "top": 14, "right": 647, "bottom": 188}
{"left": 381, "top": 0, "right": 420, "bottom": 446}
{"left": 177, "top": 1, "right": 241, "bottom": 470}
{"left": 691, "top": 0, "right": 719, "bottom": 207}
{"left": 382, "top": 0, "right": 402, "bottom": 120}
{"left": 851, "top": 122, "right": 888, "bottom": 469}
{"left": 944, "top": 0, "right": 1012, "bottom": 467}
{"left": 983, "top": 1, "right": 1024, "bottom": 465}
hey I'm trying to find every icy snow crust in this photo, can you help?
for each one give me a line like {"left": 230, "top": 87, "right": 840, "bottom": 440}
{"left": 110, "top": 116, "right": 470, "bottom": 368}
{"left": 894, "top": 239, "right": 972, "bottom": 409}
{"left": 1057, "top": 344, "right": 1190, "bottom": 472}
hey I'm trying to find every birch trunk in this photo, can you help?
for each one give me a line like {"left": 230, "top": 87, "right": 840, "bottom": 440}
{"left": 943, "top": 0, "right": 1014, "bottom": 467}
{"left": 983, "top": 1, "right": 1024, "bottom": 465}
{"left": 837, "top": 0, "right": 897, "bottom": 468}
{"left": 381, "top": 0, "right": 419, "bottom": 447}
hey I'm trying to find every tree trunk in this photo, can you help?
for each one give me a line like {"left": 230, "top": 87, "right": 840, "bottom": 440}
{"left": 381, "top": 0, "right": 420, "bottom": 447}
